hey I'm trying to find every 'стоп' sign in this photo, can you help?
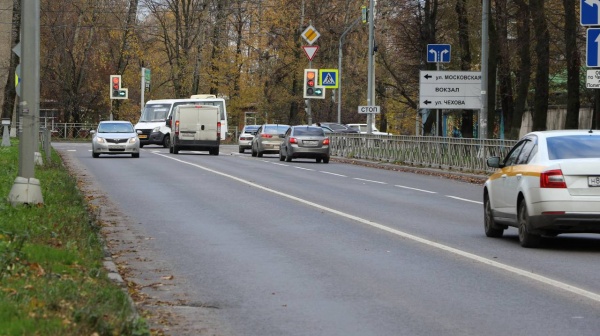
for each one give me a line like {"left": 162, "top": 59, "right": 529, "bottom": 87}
{"left": 358, "top": 106, "right": 380, "bottom": 114}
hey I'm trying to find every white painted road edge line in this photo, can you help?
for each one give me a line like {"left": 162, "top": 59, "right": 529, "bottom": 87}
{"left": 156, "top": 152, "right": 600, "bottom": 304}
{"left": 445, "top": 195, "right": 483, "bottom": 204}
{"left": 354, "top": 178, "right": 387, "bottom": 184}
{"left": 395, "top": 185, "right": 437, "bottom": 194}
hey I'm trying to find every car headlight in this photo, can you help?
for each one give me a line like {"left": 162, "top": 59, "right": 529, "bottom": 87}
{"left": 152, "top": 126, "right": 160, "bottom": 132}
{"left": 129, "top": 137, "right": 138, "bottom": 143}
{"left": 96, "top": 137, "right": 105, "bottom": 143}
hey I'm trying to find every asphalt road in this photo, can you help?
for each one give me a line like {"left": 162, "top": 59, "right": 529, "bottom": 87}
{"left": 54, "top": 143, "right": 600, "bottom": 336}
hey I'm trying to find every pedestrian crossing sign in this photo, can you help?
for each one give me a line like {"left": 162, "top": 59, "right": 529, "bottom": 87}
{"left": 319, "top": 69, "right": 338, "bottom": 89}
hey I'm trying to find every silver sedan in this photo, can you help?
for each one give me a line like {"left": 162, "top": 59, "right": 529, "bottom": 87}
{"left": 91, "top": 121, "right": 140, "bottom": 158}
{"left": 279, "top": 125, "right": 330, "bottom": 163}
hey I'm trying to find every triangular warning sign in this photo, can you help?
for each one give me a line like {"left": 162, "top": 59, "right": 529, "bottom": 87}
{"left": 302, "top": 46, "right": 319, "bottom": 61}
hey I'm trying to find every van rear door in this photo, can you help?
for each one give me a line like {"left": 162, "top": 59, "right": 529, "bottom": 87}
{"left": 177, "top": 105, "right": 219, "bottom": 141}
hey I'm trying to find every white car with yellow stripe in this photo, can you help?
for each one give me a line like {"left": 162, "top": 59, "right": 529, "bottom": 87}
{"left": 483, "top": 130, "right": 600, "bottom": 248}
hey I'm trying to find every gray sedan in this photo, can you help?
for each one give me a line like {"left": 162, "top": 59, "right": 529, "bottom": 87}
{"left": 251, "top": 124, "right": 290, "bottom": 157}
{"left": 91, "top": 121, "right": 140, "bottom": 158}
{"left": 279, "top": 125, "right": 330, "bottom": 163}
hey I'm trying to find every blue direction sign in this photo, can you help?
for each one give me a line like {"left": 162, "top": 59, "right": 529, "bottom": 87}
{"left": 582, "top": 0, "right": 600, "bottom": 26}
{"left": 587, "top": 28, "right": 600, "bottom": 67}
{"left": 427, "top": 44, "right": 451, "bottom": 63}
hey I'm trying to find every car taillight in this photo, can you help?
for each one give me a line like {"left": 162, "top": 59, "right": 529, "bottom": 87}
{"left": 217, "top": 122, "right": 221, "bottom": 138}
{"left": 261, "top": 134, "right": 273, "bottom": 138}
{"left": 289, "top": 137, "right": 297, "bottom": 144}
{"left": 175, "top": 120, "right": 180, "bottom": 135}
{"left": 540, "top": 169, "right": 566, "bottom": 188}
{"left": 323, "top": 138, "right": 330, "bottom": 145}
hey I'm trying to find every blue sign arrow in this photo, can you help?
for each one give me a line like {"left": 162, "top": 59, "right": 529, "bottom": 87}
{"left": 587, "top": 28, "right": 600, "bottom": 67}
{"left": 426, "top": 44, "right": 451, "bottom": 63}
{"left": 582, "top": 0, "right": 600, "bottom": 26}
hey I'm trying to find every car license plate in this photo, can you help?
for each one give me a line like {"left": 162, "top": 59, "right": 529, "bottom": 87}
{"left": 589, "top": 176, "right": 600, "bottom": 187}
{"left": 138, "top": 135, "right": 147, "bottom": 139}
{"left": 304, "top": 140, "right": 318, "bottom": 146}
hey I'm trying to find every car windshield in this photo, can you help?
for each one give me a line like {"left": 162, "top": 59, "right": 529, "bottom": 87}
{"left": 547, "top": 135, "right": 600, "bottom": 160}
{"left": 293, "top": 127, "right": 324, "bottom": 136}
{"left": 139, "top": 104, "right": 171, "bottom": 122}
{"left": 263, "top": 125, "right": 289, "bottom": 134}
{"left": 98, "top": 123, "right": 134, "bottom": 133}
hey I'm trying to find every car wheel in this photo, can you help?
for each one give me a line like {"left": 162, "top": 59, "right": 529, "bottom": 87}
{"left": 210, "top": 147, "right": 219, "bottom": 155}
{"left": 169, "top": 145, "right": 173, "bottom": 153}
{"left": 139, "top": 143, "right": 144, "bottom": 148}
{"left": 251, "top": 146, "right": 257, "bottom": 157}
{"left": 173, "top": 145, "right": 179, "bottom": 154}
{"left": 163, "top": 134, "right": 170, "bottom": 148}
{"left": 257, "top": 150, "right": 263, "bottom": 157}
{"left": 484, "top": 193, "right": 504, "bottom": 238}
{"left": 323, "top": 156, "right": 329, "bottom": 164}
{"left": 279, "top": 149, "right": 285, "bottom": 161}
{"left": 518, "top": 201, "right": 541, "bottom": 248}
{"left": 239, "top": 147, "right": 244, "bottom": 153}
{"left": 132, "top": 153, "right": 140, "bottom": 158}
{"left": 285, "top": 152, "right": 292, "bottom": 162}
{"left": 92, "top": 152, "right": 99, "bottom": 158}
{"left": 316, "top": 158, "right": 322, "bottom": 163}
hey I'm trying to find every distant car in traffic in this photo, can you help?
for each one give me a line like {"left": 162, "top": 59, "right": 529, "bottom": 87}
{"left": 483, "top": 130, "right": 600, "bottom": 248}
{"left": 318, "top": 122, "right": 358, "bottom": 133}
{"left": 91, "top": 121, "right": 140, "bottom": 158}
{"left": 239, "top": 125, "right": 259, "bottom": 153}
{"left": 346, "top": 123, "right": 392, "bottom": 135}
{"left": 251, "top": 124, "right": 290, "bottom": 157}
{"left": 279, "top": 125, "right": 330, "bottom": 163}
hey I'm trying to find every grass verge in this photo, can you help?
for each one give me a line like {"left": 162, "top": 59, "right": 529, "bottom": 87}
{"left": 0, "top": 139, "right": 149, "bottom": 336}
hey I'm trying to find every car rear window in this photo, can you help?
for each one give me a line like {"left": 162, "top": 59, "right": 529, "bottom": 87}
{"left": 547, "top": 135, "right": 600, "bottom": 160}
{"left": 293, "top": 127, "right": 324, "bottom": 136}
{"left": 263, "top": 125, "right": 289, "bottom": 134}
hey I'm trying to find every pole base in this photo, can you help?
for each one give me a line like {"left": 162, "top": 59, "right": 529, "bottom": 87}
{"left": 34, "top": 152, "right": 43, "bottom": 165}
{"left": 8, "top": 177, "right": 44, "bottom": 206}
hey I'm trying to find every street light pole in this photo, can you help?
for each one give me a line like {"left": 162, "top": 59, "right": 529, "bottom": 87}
{"left": 480, "top": 0, "right": 489, "bottom": 139}
{"left": 338, "top": 18, "right": 360, "bottom": 124}
{"left": 366, "top": 0, "right": 375, "bottom": 134}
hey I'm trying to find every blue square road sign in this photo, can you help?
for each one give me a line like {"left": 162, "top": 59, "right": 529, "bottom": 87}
{"left": 426, "top": 44, "right": 451, "bottom": 63}
{"left": 582, "top": 0, "right": 600, "bottom": 26}
{"left": 587, "top": 28, "right": 600, "bottom": 67}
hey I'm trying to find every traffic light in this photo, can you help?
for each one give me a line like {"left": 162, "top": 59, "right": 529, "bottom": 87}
{"left": 303, "top": 69, "right": 325, "bottom": 99}
{"left": 109, "top": 75, "right": 128, "bottom": 99}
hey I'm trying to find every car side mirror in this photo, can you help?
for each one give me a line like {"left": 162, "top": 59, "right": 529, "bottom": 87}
{"left": 166, "top": 117, "right": 171, "bottom": 127}
{"left": 486, "top": 156, "right": 502, "bottom": 168}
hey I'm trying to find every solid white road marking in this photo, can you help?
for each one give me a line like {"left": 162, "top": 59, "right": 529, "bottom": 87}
{"left": 395, "top": 185, "right": 437, "bottom": 194}
{"left": 155, "top": 152, "right": 600, "bottom": 304}
{"left": 445, "top": 195, "right": 483, "bottom": 204}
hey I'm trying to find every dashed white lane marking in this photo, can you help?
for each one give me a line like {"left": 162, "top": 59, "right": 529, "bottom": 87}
{"left": 320, "top": 171, "right": 347, "bottom": 177}
{"left": 354, "top": 178, "right": 386, "bottom": 184}
{"left": 446, "top": 195, "right": 483, "bottom": 204}
{"left": 294, "top": 166, "right": 314, "bottom": 171}
{"left": 156, "top": 152, "right": 600, "bottom": 304}
{"left": 395, "top": 185, "right": 437, "bottom": 194}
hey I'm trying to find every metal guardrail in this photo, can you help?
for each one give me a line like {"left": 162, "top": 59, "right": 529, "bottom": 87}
{"left": 1, "top": 123, "right": 517, "bottom": 174}
{"left": 329, "top": 134, "right": 517, "bottom": 174}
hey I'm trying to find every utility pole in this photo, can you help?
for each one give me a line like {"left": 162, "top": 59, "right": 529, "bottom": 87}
{"left": 8, "top": 0, "right": 43, "bottom": 205}
{"left": 338, "top": 18, "right": 360, "bottom": 124}
{"left": 480, "top": 0, "right": 489, "bottom": 139}
{"left": 366, "top": 0, "right": 375, "bottom": 134}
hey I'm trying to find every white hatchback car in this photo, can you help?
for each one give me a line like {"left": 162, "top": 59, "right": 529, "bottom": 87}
{"left": 483, "top": 130, "right": 600, "bottom": 247}
{"left": 238, "top": 125, "right": 259, "bottom": 153}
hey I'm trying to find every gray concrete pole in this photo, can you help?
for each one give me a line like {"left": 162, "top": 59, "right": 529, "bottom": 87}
{"left": 366, "top": 0, "right": 375, "bottom": 134}
{"left": 480, "top": 0, "right": 489, "bottom": 139}
{"left": 9, "top": 0, "right": 43, "bottom": 205}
